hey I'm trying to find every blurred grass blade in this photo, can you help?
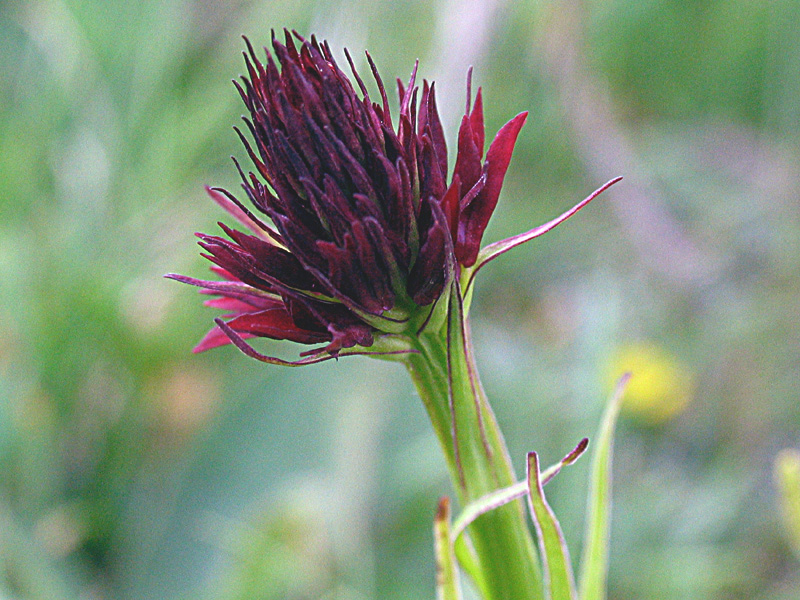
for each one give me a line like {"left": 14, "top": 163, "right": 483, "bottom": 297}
{"left": 0, "top": 509, "right": 75, "bottom": 600}
{"left": 434, "top": 497, "right": 463, "bottom": 600}
{"left": 775, "top": 448, "right": 800, "bottom": 557}
{"left": 578, "top": 373, "right": 631, "bottom": 600}
{"left": 526, "top": 452, "right": 577, "bottom": 600}
{"left": 453, "top": 534, "right": 489, "bottom": 599}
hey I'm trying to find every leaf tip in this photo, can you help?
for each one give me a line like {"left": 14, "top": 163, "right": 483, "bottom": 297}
{"left": 566, "top": 437, "right": 590, "bottom": 464}
{"left": 526, "top": 451, "right": 541, "bottom": 480}
{"left": 613, "top": 372, "right": 633, "bottom": 403}
{"left": 436, "top": 496, "right": 451, "bottom": 522}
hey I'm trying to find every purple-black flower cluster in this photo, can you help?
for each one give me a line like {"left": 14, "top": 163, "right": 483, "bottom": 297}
{"left": 169, "top": 31, "right": 532, "bottom": 362}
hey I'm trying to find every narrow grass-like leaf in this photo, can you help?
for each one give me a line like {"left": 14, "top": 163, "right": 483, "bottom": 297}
{"left": 434, "top": 497, "right": 463, "bottom": 600}
{"left": 526, "top": 452, "right": 577, "bottom": 600}
{"left": 578, "top": 373, "right": 631, "bottom": 600}
{"left": 452, "top": 535, "right": 488, "bottom": 599}
{"left": 451, "top": 438, "right": 589, "bottom": 541}
{"left": 452, "top": 480, "right": 529, "bottom": 539}
{"left": 463, "top": 177, "right": 622, "bottom": 295}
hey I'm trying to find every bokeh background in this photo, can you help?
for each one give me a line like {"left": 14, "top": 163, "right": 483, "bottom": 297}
{"left": 2, "top": 0, "right": 800, "bottom": 598}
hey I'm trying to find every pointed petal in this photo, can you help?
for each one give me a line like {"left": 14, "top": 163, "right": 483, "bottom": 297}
{"left": 408, "top": 198, "right": 451, "bottom": 306}
{"left": 366, "top": 51, "right": 391, "bottom": 125}
{"left": 212, "top": 318, "right": 413, "bottom": 366}
{"left": 227, "top": 307, "right": 331, "bottom": 344}
{"left": 203, "top": 297, "right": 261, "bottom": 313}
{"left": 194, "top": 325, "right": 255, "bottom": 353}
{"left": 214, "top": 318, "right": 337, "bottom": 366}
{"left": 470, "top": 87, "right": 484, "bottom": 158}
{"left": 452, "top": 114, "right": 482, "bottom": 195}
{"left": 439, "top": 175, "right": 461, "bottom": 238}
{"left": 418, "top": 132, "right": 447, "bottom": 202}
{"left": 426, "top": 83, "right": 448, "bottom": 180}
{"left": 164, "top": 273, "right": 273, "bottom": 299}
{"left": 206, "top": 186, "right": 277, "bottom": 239}
{"left": 216, "top": 222, "right": 320, "bottom": 291}
{"left": 398, "top": 59, "right": 419, "bottom": 118}
{"left": 456, "top": 112, "right": 528, "bottom": 267}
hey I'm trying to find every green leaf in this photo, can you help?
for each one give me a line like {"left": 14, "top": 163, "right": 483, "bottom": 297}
{"left": 451, "top": 438, "right": 589, "bottom": 541}
{"left": 526, "top": 452, "right": 578, "bottom": 600}
{"left": 578, "top": 374, "right": 631, "bottom": 600}
{"left": 463, "top": 178, "right": 622, "bottom": 296}
{"left": 434, "top": 497, "right": 463, "bottom": 600}
{"left": 445, "top": 437, "right": 588, "bottom": 600}
{"left": 453, "top": 535, "right": 488, "bottom": 599}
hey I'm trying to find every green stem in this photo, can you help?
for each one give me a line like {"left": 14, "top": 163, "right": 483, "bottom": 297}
{"left": 403, "top": 282, "right": 542, "bottom": 600}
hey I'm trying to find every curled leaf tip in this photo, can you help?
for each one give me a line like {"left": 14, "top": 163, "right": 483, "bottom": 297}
{"left": 566, "top": 437, "right": 590, "bottom": 464}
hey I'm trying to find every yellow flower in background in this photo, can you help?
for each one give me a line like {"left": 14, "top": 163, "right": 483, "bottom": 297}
{"left": 775, "top": 449, "right": 800, "bottom": 558}
{"left": 604, "top": 343, "right": 694, "bottom": 424}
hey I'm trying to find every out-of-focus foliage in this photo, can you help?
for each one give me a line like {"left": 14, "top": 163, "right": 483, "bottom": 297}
{"left": 775, "top": 450, "right": 800, "bottom": 560}
{"left": 1, "top": 0, "right": 799, "bottom": 599}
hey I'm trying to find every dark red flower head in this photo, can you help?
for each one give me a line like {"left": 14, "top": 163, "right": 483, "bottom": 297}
{"left": 169, "top": 31, "right": 616, "bottom": 365}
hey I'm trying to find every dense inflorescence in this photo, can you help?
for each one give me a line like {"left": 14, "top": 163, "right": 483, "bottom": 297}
{"left": 169, "top": 31, "right": 527, "bottom": 360}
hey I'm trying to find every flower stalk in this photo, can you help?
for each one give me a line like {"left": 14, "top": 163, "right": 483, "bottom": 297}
{"left": 405, "top": 277, "right": 542, "bottom": 599}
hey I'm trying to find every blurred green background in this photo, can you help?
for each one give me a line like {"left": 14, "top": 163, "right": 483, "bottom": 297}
{"left": 2, "top": 0, "right": 799, "bottom": 598}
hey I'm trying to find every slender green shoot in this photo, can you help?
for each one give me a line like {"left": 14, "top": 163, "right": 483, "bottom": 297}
{"left": 578, "top": 373, "right": 631, "bottom": 600}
